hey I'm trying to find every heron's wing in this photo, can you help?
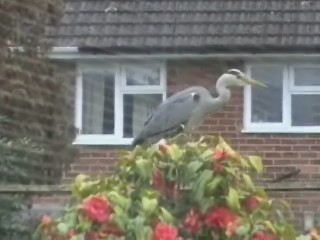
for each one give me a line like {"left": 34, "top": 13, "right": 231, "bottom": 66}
{"left": 136, "top": 88, "right": 201, "bottom": 142}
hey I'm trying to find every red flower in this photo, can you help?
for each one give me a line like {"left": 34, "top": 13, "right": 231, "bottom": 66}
{"left": 82, "top": 194, "right": 113, "bottom": 223}
{"left": 67, "top": 228, "right": 76, "bottom": 237}
{"left": 159, "top": 144, "right": 168, "bottom": 153}
{"left": 214, "top": 146, "right": 226, "bottom": 161}
{"left": 205, "top": 207, "right": 238, "bottom": 230}
{"left": 152, "top": 170, "right": 176, "bottom": 198}
{"left": 40, "top": 215, "right": 52, "bottom": 227}
{"left": 102, "top": 223, "right": 124, "bottom": 237}
{"left": 183, "top": 209, "right": 202, "bottom": 235}
{"left": 86, "top": 232, "right": 99, "bottom": 240}
{"left": 244, "top": 196, "right": 260, "bottom": 212}
{"left": 251, "top": 231, "right": 276, "bottom": 240}
{"left": 153, "top": 222, "right": 179, "bottom": 240}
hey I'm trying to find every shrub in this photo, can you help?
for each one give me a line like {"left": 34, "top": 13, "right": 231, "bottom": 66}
{"left": 34, "top": 135, "right": 310, "bottom": 240}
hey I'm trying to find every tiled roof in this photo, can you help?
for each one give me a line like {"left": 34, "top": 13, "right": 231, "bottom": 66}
{"left": 48, "top": 0, "right": 320, "bottom": 53}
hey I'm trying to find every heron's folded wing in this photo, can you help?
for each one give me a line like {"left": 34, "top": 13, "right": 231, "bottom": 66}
{"left": 138, "top": 94, "right": 197, "bottom": 139}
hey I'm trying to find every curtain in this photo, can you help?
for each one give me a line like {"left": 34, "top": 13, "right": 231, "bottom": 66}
{"left": 132, "top": 95, "right": 159, "bottom": 137}
{"left": 82, "top": 72, "right": 105, "bottom": 134}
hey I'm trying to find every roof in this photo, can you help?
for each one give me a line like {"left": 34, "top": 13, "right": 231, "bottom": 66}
{"left": 47, "top": 0, "right": 320, "bottom": 54}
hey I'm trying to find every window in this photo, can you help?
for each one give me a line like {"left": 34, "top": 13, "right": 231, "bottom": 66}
{"left": 75, "top": 62, "right": 166, "bottom": 145}
{"left": 244, "top": 63, "right": 320, "bottom": 133}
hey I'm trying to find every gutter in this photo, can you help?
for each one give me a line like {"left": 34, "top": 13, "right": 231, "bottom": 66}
{"left": 50, "top": 47, "right": 320, "bottom": 60}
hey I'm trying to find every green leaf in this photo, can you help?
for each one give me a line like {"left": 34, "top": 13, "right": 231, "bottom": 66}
{"left": 226, "top": 187, "right": 241, "bottom": 211}
{"left": 206, "top": 175, "right": 223, "bottom": 192}
{"left": 142, "top": 197, "right": 158, "bottom": 216}
{"left": 70, "top": 234, "right": 85, "bottom": 240}
{"left": 107, "top": 191, "right": 131, "bottom": 212}
{"left": 142, "top": 226, "right": 153, "bottom": 240}
{"left": 167, "top": 144, "right": 183, "bottom": 161}
{"left": 110, "top": 214, "right": 127, "bottom": 231}
{"left": 242, "top": 173, "right": 255, "bottom": 191}
{"left": 236, "top": 225, "right": 250, "bottom": 237}
{"left": 129, "top": 216, "right": 146, "bottom": 240}
{"left": 200, "top": 197, "right": 215, "bottom": 214}
{"left": 57, "top": 222, "right": 69, "bottom": 235}
{"left": 193, "top": 170, "right": 213, "bottom": 202}
{"left": 199, "top": 149, "right": 213, "bottom": 161}
{"left": 186, "top": 161, "right": 203, "bottom": 174}
{"left": 248, "top": 156, "right": 264, "bottom": 173}
{"left": 136, "top": 158, "right": 152, "bottom": 180}
{"left": 224, "top": 166, "right": 236, "bottom": 176}
{"left": 263, "top": 220, "right": 277, "bottom": 234}
{"left": 159, "top": 207, "right": 175, "bottom": 224}
{"left": 281, "top": 225, "right": 297, "bottom": 240}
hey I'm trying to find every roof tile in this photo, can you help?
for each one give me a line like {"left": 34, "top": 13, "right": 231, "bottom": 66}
{"left": 49, "top": 0, "right": 320, "bottom": 53}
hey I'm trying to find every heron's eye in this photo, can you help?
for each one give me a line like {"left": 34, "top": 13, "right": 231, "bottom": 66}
{"left": 191, "top": 92, "right": 200, "bottom": 102}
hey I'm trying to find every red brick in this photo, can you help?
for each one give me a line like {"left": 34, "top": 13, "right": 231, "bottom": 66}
{"left": 300, "top": 152, "right": 318, "bottom": 158}
{"left": 274, "top": 146, "right": 292, "bottom": 151}
{"left": 282, "top": 152, "right": 298, "bottom": 158}
{"left": 264, "top": 152, "right": 282, "bottom": 158}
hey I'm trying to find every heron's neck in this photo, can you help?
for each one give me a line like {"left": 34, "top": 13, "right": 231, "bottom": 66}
{"left": 215, "top": 81, "right": 231, "bottom": 104}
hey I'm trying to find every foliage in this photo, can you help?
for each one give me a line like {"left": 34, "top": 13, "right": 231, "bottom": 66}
{"left": 33, "top": 134, "right": 313, "bottom": 240}
{"left": 0, "top": 0, "right": 77, "bottom": 184}
{"left": 0, "top": 0, "right": 76, "bottom": 239}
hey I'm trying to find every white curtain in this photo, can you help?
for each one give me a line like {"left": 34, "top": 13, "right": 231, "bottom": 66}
{"left": 82, "top": 72, "right": 105, "bottom": 134}
{"left": 132, "top": 96, "right": 157, "bottom": 136}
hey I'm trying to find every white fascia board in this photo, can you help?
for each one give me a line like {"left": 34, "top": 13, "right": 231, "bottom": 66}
{"left": 49, "top": 47, "right": 320, "bottom": 60}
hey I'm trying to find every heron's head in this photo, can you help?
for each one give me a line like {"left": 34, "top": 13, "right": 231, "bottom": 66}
{"left": 219, "top": 69, "right": 267, "bottom": 88}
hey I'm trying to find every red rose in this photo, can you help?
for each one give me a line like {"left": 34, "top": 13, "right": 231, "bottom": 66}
{"left": 183, "top": 209, "right": 202, "bottom": 235}
{"left": 82, "top": 194, "right": 113, "bottom": 223}
{"left": 67, "top": 228, "right": 76, "bottom": 237}
{"left": 251, "top": 231, "right": 276, "bottom": 240}
{"left": 244, "top": 196, "right": 260, "bottom": 212}
{"left": 214, "top": 147, "right": 226, "bottom": 161}
{"left": 40, "top": 215, "right": 52, "bottom": 227}
{"left": 153, "top": 222, "right": 178, "bottom": 240}
{"left": 205, "top": 207, "right": 238, "bottom": 230}
{"left": 86, "top": 232, "right": 99, "bottom": 240}
{"left": 102, "top": 223, "right": 124, "bottom": 237}
{"left": 152, "top": 170, "right": 176, "bottom": 198}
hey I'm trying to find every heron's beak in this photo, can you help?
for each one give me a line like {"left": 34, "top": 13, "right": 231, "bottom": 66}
{"left": 240, "top": 76, "right": 267, "bottom": 88}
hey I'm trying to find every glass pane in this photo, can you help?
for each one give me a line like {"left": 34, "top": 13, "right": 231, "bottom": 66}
{"left": 292, "top": 94, "right": 320, "bottom": 126}
{"left": 250, "top": 66, "right": 283, "bottom": 123}
{"left": 123, "top": 94, "right": 162, "bottom": 138}
{"left": 82, "top": 70, "right": 115, "bottom": 134}
{"left": 126, "top": 66, "right": 160, "bottom": 86}
{"left": 294, "top": 67, "right": 320, "bottom": 86}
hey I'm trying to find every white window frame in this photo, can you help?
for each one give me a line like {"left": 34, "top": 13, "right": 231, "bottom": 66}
{"left": 243, "top": 62, "right": 320, "bottom": 133}
{"left": 74, "top": 61, "right": 167, "bottom": 145}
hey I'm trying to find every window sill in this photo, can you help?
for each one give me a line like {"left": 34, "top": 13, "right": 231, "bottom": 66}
{"left": 73, "top": 135, "right": 133, "bottom": 146}
{"left": 242, "top": 127, "right": 320, "bottom": 134}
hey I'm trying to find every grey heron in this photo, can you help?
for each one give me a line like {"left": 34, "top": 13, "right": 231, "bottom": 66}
{"left": 132, "top": 69, "right": 266, "bottom": 147}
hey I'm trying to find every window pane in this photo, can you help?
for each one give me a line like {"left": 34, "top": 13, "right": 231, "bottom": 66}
{"left": 123, "top": 94, "right": 162, "bottom": 138}
{"left": 126, "top": 66, "right": 160, "bottom": 86}
{"left": 292, "top": 94, "right": 320, "bottom": 126}
{"left": 82, "top": 70, "right": 115, "bottom": 134}
{"left": 294, "top": 67, "right": 320, "bottom": 86}
{"left": 250, "top": 66, "right": 283, "bottom": 123}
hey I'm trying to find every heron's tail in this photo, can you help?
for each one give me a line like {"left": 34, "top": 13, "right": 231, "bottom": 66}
{"left": 131, "top": 136, "right": 145, "bottom": 148}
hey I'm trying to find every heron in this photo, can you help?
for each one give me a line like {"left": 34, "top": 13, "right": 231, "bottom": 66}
{"left": 131, "top": 69, "right": 267, "bottom": 147}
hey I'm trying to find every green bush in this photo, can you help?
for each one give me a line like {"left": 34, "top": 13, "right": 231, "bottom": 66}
{"left": 34, "top": 135, "right": 311, "bottom": 240}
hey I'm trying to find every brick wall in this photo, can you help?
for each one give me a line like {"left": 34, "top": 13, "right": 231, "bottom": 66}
{"left": 59, "top": 59, "right": 320, "bottom": 230}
